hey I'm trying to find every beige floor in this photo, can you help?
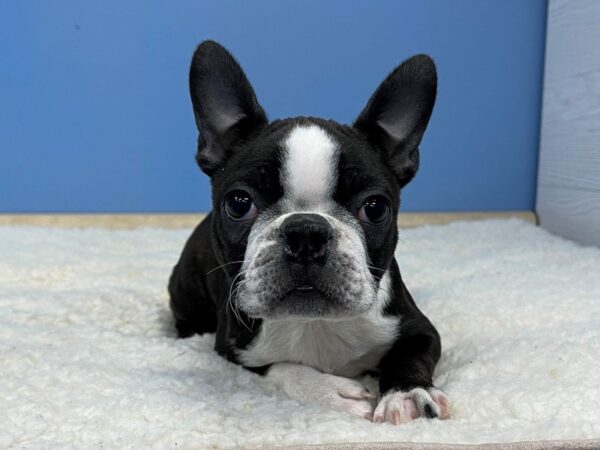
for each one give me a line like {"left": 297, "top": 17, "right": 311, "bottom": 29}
{"left": 0, "top": 211, "right": 536, "bottom": 229}
{"left": 280, "top": 439, "right": 600, "bottom": 450}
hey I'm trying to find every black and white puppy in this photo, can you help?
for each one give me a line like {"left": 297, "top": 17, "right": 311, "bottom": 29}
{"left": 169, "top": 41, "right": 448, "bottom": 424}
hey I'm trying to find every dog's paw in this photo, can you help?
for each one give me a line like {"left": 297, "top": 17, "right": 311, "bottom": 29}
{"left": 267, "top": 363, "right": 374, "bottom": 419}
{"left": 373, "top": 387, "right": 449, "bottom": 424}
{"left": 317, "top": 373, "right": 375, "bottom": 419}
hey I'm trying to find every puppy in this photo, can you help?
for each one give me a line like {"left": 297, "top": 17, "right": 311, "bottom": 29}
{"left": 169, "top": 41, "right": 448, "bottom": 424}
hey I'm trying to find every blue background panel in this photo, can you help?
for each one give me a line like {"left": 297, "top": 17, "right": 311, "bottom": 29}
{"left": 0, "top": 1, "right": 547, "bottom": 212}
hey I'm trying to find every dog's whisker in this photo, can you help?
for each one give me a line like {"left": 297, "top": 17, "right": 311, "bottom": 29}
{"left": 226, "top": 271, "right": 253, "bottom": 332}
{"left": 366, "top": 264, "right": 387, "bottom": 273}
{"left": 356, "top": 278, "right": 393, "bottom": 299}
{"left": 206, "top": 260, "right": 246, "bottom": 276}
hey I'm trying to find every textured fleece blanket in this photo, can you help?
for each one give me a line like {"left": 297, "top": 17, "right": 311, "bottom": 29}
{"left": 1, "top": 219, "right": 599, "bottom": 448}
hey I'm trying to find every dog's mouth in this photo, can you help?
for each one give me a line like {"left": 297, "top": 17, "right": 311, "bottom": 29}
{"left": 285, "top": 284, "right": 323, "bottom": 301}
{"left": 267, "top": 284, "right": 331, "bottom": 317}
{"left": 242, "top": 276, "right": 374, "bottom": 320}
{"left": 294, "top": 285, "right": 316, "bottom": 293}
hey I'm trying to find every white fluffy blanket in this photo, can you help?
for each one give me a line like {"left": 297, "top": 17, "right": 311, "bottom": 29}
{"left": 1, "top": 219, "right": 600, "bottom": 448}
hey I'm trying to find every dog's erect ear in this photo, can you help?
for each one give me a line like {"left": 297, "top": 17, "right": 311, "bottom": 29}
{"left": 354, "top": 55, "right": 437, "bottom": 188}
{"left": 189, "top": 41, "right": 267, "bottom": 176}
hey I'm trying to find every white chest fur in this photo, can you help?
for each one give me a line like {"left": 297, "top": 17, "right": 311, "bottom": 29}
{"left": 237, "top": 305, "right": 399, "bottom": 377}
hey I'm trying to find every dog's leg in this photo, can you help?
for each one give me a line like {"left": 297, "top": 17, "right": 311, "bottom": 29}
{"left": 168, "top": 216, "right": 220, "bottom": 338}
{"left": 266, "top": 363, "right": 375, "bottom": 419}
{"left": 169, "top": 266, "right": 217, "bottom": 337}
{"left": 374, "top": 317, "right": 449, "bottom": 424}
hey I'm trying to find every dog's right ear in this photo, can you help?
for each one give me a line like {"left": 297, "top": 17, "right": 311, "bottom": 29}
{"left": 189, "top": 41, "right": 268, "bottom": 176}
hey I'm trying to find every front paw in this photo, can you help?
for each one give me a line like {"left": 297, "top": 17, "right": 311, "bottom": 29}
{"left": 373, "top": 387, "right": 449, "bottom": 424}
{"left": 318, "top": 373, "right": 376, "bottom": 419}
{"left": 267, "top": 363, "right": 375, "bottom": 419}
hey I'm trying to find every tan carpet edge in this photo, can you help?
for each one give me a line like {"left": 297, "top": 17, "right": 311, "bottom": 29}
{"left": 0, "top": 211, "right": 536, "bottom": 229}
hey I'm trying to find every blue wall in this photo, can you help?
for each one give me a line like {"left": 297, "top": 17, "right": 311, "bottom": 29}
{"left": 0, "top": 1, "right": 547, "bottom": 213}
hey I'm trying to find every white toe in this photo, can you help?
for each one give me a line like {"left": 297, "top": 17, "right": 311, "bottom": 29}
{"left": 373, "top": 387, "right": 449, "bottom": 425}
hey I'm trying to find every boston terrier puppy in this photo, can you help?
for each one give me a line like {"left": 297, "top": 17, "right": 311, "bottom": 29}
{"left": 169, "top": 40, "right": 449, "bottom": 424}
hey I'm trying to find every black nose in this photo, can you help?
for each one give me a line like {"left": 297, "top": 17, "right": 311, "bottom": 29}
{"left": 280, "top": 213, "right": 333, "bottom": 264}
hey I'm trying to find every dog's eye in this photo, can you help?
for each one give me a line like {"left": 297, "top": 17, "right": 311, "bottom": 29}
{"left": 224, "top": 190, "right": 257, "bottom": 221}
{"left": 358, "top": 196, "right": 390, "bottom": 224}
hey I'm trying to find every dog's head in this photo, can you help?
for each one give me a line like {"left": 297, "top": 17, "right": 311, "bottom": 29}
{"left": 190, "top": 41, "right": 436, "bottom": 320}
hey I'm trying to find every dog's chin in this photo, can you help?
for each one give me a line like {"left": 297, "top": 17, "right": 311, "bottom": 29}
{"left": 243, "top": 287, "right": 374, "bottom": 321}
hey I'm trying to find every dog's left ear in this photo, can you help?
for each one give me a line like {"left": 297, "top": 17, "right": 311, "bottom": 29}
{"left": 354, "top": 55, "right": 437, "bottom": 188}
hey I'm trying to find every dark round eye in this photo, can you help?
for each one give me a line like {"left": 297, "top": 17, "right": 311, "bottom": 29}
{"left": 357, "top": 196, "right": 390, "bottom": 224}
{"left": 224, "top": 190, "right": 257, "bottom": 221}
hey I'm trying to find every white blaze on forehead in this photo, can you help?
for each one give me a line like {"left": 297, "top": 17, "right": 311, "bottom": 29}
{"left": 281, "top": 124, "right": 338, "bottom": 206}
